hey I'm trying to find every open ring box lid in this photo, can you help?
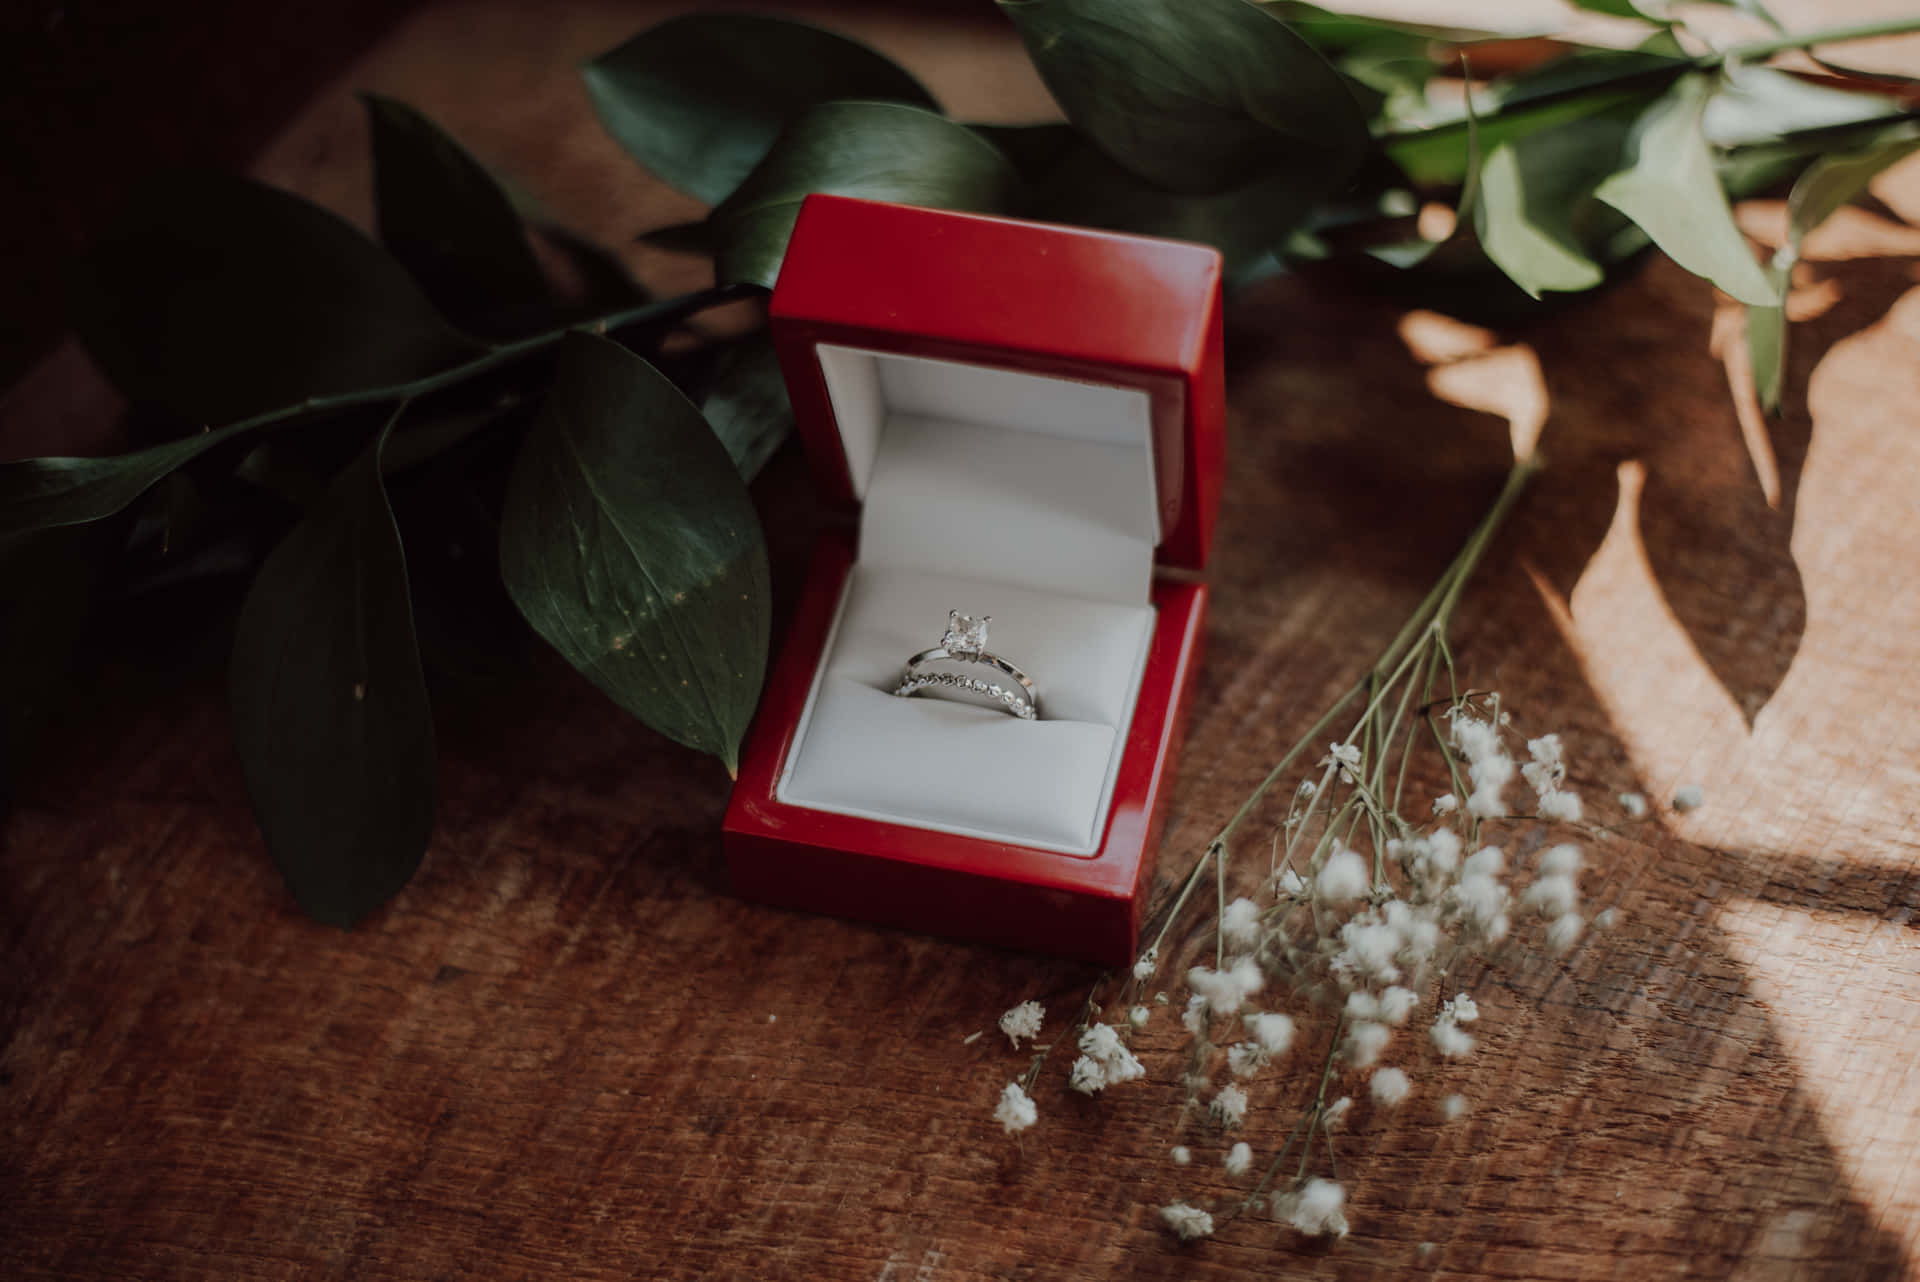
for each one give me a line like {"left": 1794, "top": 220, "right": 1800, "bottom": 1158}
{"left": 722, "top": 194, "right": 1224, "bottom": 965}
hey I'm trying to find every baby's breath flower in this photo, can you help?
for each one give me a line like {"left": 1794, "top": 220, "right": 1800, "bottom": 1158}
{"left": 1521, "top": 872, "right": 1578, "bottom": 918}
{"left": 1594, "top": 907, "right": 1620, "bottom": 930}
{"left": 1211, "top": 1083, "right": 1249, "bottom": 1128}
{"left": 1546, "top": 913, "right": 1585, "bottom": 954}
{"left": 1187, "top": 958, "right": 1264, "bottom": 1017}
{"left": 1343, "top": 1019, "right": 1391, "bottom": 1069}
{"left": 1323, "top": 741, "right": 1363, "bottom": 780}
{"left": 1536, "top": 788, "right": 1584, "bottom": 823}
{"left": 1074, "top": 1023, "right": 1144, "bottom": 1091}
{"left": 1464, "top": 845, "right": 1504, "bottom": 877}
{"left": 1224, "top": 1141, "right": 1253, "bottom": 1176}
{"left": 1370, "top": 1066, "right": 1411, "bottom": 1107}
{"left": 1324, "top": 1095, "right": 1352, "bottom": 1128}
{"left": 1526, "top": 733, "right": 1563, "bottom": 771}
{"left": 1332, "top": 913, "right": 1403, "bottom": 986}
{"left": 994, "top": 1082, "right": 1037, "bottom": 1134}
{"left": 1277, "top": 867, "right": 1307, "bottom": 897}
{"left": 1539, "top": 844, "right": 1582, "bottom": 877}
{"left": 1451, "top": 716, "right": 1501, "bottom": 763}
{"left": 1431, "top": 1014, "right": 1476, "bottom": 1059}
{"left": 1378, "top": 985, "right": 1419, "bottom": 1025}
{"left": 1275, "top": 1178, "right": 1349, "bottom": 1238}
{"left": 1132, "top": 947, "right": 1159, "bottom": 981}
{"left": 1316, "top": 845, "right": 1370, "bottom": 901}
{"left": 1129, "top": 1005, "right": 1150, "bottom": 1028}
{"left": 1160, "top": 1202, "right": 1214, "bottom": 1241}
{"left": 1222, "top": 896, "right": 1262, "bottom": 951}
{"left": 1672, "top": 785, "right": 1705, "bottom": 813}
{"left": 1619, "top": 792, "right": 1649, "bottom": 819}
{"left": 1440, "top": 1093, "right": 1469, "bottom": 1121}
{"left": 1170, "top": 1145, "right": 1191, "bottom": 1166}
{"left": 1433, "top": 793, "right": 1459, "bottom": 815}
{"left": 1227, "top": 1042, "right": 1266, "bottom": 1078}
{"left": 999, "top": 1000, "right": 1044, "bottom": 1048}
{"left": 1182, "top": 994, "right": 1210, "bottom": 1037}
{"left": 1245, "top": 1011, "right": 1295, "bottom": 1056}
{"left": 1441, "top": 993, "right": 1479, "bottom": 1024}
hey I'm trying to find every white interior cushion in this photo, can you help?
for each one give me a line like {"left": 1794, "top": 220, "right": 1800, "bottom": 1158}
{"left": 777, "top": 345, "right": 1161, "bottom": 854}
{"left": 777, "top": 565, "right": 1156, "bottom": 853}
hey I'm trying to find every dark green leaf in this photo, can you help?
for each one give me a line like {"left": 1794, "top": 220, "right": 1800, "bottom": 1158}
{"left": 1702, "top": 63, "right": 1901, "bottom": 148}
{"left": 636, "top": 221, "right": 716, "bottom": 255}
{"left": 229, "top": 407, "right": 435, "bottom": 927}
{"left": 362, "top": 94, "right": 552, "bottom": 335}
{"left": 0, "top": 420, "right": 258, "bottom": 536}
{"left": 69, "top": 172, "right": 484, "bottom": 425}
{"left": 1475, "top": 106, "right": 1640, "bottom": 296}
{"left": 700, "top": 335, "right": 792, "bottom": 482}
{"left": 709, "top": 102, "right": 1019, "bottom": 290}
{"left": 968, "top": 123, "right": 1086, "bottom": 182}
{"left": 534, "top": 222, "right": 648, "bottom": 314}
{"left": 997, "top": 0, "right": 1369, "bottom": 196}
{"left": 499, "top": 333, "right": 769, "bottom": 773}
{"left": 1025, "top": 133, "right": 1322, "bottom": 271}
{"left": 1595, "top": 73, "right": 1779, "bottom": 306}
{"left": 583, "top": 13, "right": 939, "bottom": 205}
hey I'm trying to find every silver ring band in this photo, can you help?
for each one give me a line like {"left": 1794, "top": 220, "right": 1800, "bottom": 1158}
{"left": 893, "top": 611, "right": 1040, "bottom": 720}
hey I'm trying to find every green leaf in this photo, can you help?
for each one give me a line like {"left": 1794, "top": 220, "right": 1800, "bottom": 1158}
{"left": 1595, "top": 73, "right": 1779, "bottom": 306}
{"left": 1385, "top": 46, "right": 1686, "bottom": 188}
{"left": 636, "top": 221, "right": 716, "bottom": 255}
{"left": 1020, "top": 131, "right": 1321, "bottom": 271}
{"left": 1785, "top": 126, "right": 1920, "bottom": 247}
{"left": 1702, "top": 63, "right": 1901, "bottom": 148}
{"left": 0, "top": 420, "right": 258, "bottom": 536}
{"left": 229, "top": 407, "right": 435, "bottom": 927}
{"left": 535, "top": 222, "right": 648, "bottom": 315}
{"left": 1745, "top": 125, "right": 1920, "bottom": 415}
{"left": 1746, "top": 275, "right": 1787, "bottom": 415}
{"left": 997, "top": 0, "right": 1369, "bottom": 196}
{"left": 583, "top": 13, "right": 939, "bottom": 205}
{"left": 700, "top": 335, "right": 792, "bottom": 482}
{"left": 69, "top": 173, "right": 484, "bottom": 426}
{"left": 708, "top": 102, "right": 1019, "bottom": 290}
{"left": 1475, "top": 106, "right": 1640, "bottom": 296}
{"left": 499, "top": 333, "right": 769, "bottom": 773}
{"left": 362, "top": 94, "right": 553, "bottom": 335}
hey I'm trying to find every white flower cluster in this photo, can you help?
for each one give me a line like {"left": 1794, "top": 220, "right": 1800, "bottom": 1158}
{"left": 994, "top": 695, "right": 1598, "bottom": 1251}
{"left": 1451, "top": 714, "right": 1513, "bottom": 819}
{"left": 998, "top": 1000, "right": 1044, "bottom": 1048}
{"left": 1522, "top": 734, "right": 1583, "bottom": 823}
{"left": 1069, "top": 1023, "right": 1146, "bottom": 1095}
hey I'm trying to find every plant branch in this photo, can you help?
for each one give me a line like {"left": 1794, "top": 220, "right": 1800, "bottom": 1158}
{"left": 1717, "top": 16, "right": 1920, "bottom": 65}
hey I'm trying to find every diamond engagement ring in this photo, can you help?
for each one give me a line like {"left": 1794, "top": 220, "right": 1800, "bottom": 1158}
{"left": 893, "top": 611, "right": 1041, "bottom": 720}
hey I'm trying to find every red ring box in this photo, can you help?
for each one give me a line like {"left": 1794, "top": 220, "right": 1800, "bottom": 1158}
{"left": 722, "top": 195, "right": 1224, "bottom": 965}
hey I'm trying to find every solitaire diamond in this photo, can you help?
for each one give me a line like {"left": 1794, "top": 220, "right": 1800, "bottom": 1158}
{"left": 942, "top": 610, "right": 991, "bottom": 657}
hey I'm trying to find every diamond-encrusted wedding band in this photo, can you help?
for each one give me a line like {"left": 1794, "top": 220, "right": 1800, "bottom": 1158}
{"left": 893, "top": 610, "right": 1040, "bottom": 720}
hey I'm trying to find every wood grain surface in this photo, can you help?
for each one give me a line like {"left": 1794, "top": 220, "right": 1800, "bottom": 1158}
{"left": 5, "top": 2, "right": 1919, "bottom": 1279}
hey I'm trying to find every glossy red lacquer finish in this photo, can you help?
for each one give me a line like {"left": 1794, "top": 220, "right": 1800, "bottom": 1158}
{"left": 721, "top": 196, "right": 1225, "bottom": 964}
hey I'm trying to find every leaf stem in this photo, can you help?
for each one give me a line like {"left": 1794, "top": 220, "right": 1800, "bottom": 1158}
{"left": 1716, "top": 16, "right": 1920, "bottom": 65}
{"left": 253, "top": 283, "right": 762, "bottom": 430}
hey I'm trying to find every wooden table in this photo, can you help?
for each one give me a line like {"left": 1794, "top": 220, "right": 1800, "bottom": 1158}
{"left": 6, "top": 2, "right": 1919, "bottom": 1278}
